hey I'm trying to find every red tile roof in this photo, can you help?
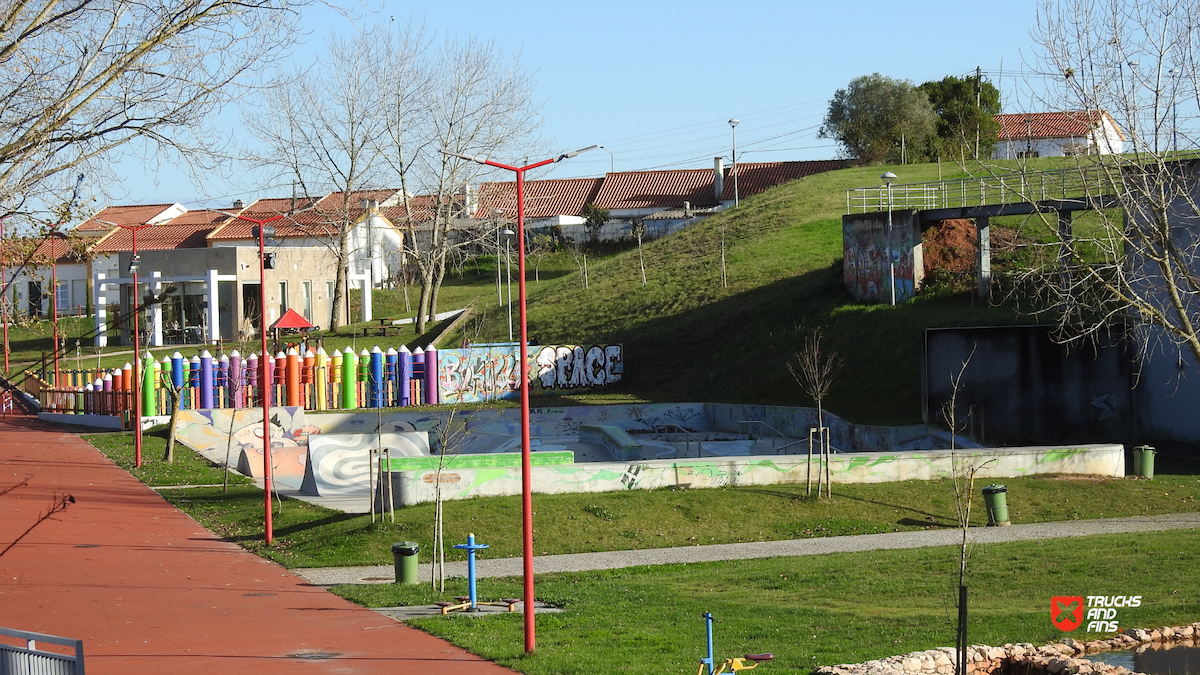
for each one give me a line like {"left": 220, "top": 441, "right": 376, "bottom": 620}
{"left": 995, "top": 111, "right": 1126, "bottom": 141}
{"left": 475, "top": 178, "right": 603, "bottom": 219}
{"left": 1, "top": 235, "right": 85, "bottom": 265}
{"left": 208, "top": 191, "right": 410, "bottom": 240}
{"left": 594, "top": 169, "right": 719, "bottom": 210}
{"left": 91, "top": 215, "right": 229, "bottom": 253}
{"left": 75, "top": 204, "right": 181, "bottom": 233}
{"left": 379, "top": 193, "right": 472, "bottom": 227}
{"left": 206, "top": 196, "right": 327, "bottom": 240}
{"left": 723, "top": 160, "right": 849, "bottom": 200}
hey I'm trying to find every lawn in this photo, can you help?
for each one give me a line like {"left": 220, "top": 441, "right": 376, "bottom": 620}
{"left": 84, "top": 430, "right": 1200, "bottom": 569}
{"left": 332, "top": 529, "right": 1200, "bottom": 675}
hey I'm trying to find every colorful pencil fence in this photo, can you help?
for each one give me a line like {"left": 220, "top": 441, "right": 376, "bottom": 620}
{"left": 25, "top": 341, "right": 623, "bottom": 426}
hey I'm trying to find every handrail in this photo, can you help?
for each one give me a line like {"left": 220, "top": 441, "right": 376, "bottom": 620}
{"left": 653, "top": 423, "right": 705, "bottom": 458}
{"left": 736, "top": 420, "right": 786, "bottom": 440}
{"left": 845, "top": 163, "right": 1125, "bottom": 214}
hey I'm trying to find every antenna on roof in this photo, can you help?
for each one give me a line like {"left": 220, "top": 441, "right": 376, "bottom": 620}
{"left": 291, "top": 182, "right": 296, "bottom": 213}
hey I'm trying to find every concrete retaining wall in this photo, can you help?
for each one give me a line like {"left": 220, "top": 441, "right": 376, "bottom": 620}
{"left": 387, "top": 443, "right": 1124, "bottom": 506}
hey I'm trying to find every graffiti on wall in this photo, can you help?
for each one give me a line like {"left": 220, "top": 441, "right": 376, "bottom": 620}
{"left": 435, "top": 344, "right": 624, "bottom": 403}
{"left": 843, "top": 214, "right": 916, "bottom": 303}
{"left": 534, "top": 344, "right": 622, "bottom": 391}
{"left": 437, "top": 346, "right": 520, "bottom": 404}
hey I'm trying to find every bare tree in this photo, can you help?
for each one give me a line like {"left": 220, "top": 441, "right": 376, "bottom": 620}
{"left": 0, "top": 0, "right": 310, "bottom": 211}
{"left": 632, "top": 219, "right": 648, "bottom": 287}
{"left": 787, "top": 328, "right": 842, "bottom": 498}
{"left": 1010, "top": 0, "right": 1200, "bottom": 366}
{"left": 244, "top": 33, "right": 386, "bottom": 331}
{"left": 374, "top": 26, "right": 545, "bottom": 334}
{"left": 940, "top": 346, "right": 995, "bottom": 675}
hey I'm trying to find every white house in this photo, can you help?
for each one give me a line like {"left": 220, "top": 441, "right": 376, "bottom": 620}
{"left": 993, "top": 111, "right": 1126, "bottom": 159}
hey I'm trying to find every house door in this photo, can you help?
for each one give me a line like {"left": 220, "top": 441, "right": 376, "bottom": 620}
{"left": 26, "top": 281, "right": 41, "bottom": 317}
{"left": 242, "top": 283, "right": 261, "bottom": 333}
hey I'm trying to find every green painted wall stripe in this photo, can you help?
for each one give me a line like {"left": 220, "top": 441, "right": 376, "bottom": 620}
{"left": 385, "top": 451, "right": 575, "bottom": 471}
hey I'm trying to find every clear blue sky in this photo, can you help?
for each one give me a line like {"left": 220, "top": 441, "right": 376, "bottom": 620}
{"left": 111, "top": 0, "right": 1046, "bottom": 209}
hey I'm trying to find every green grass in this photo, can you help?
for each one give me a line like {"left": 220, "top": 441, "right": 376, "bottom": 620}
{"left": 84, "top": 427, "right": 252, "bottom": 488}
{"left": 331, "top": 529, "right": 1200, "bottom": 675}
{"left": 85, "top": 433, "right": 1200, "bottom": 569}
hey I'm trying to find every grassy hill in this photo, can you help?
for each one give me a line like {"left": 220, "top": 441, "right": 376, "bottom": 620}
{"left": 444, "top": 159, "right": 1078, "bottom": 425}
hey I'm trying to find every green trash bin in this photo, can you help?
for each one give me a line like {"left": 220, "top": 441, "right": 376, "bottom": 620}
{"left": 1132, "top": 445, "right": 1156, "bottom": 480}
{"left": 982, "top": 484, "right": 1010, "bottom": 526}
{"left": 392, "top": 542, "right": 420, "bottom": 585}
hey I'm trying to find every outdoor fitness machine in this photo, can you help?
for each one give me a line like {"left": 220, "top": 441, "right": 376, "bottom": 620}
{"left": 436, "top": 533, "right": 520, "bottom": 615}
{"left": 697, "top": 612, "right": 773, "bottom": 675}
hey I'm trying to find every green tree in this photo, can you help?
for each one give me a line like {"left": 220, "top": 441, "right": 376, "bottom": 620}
{"left": 581, "top": 202, "right": 610, "bottom": 243}
{"left": 918, "top": 75, "right": 1002, "bottom": 160}
{"left": 818, "top": 73, "right": 937, "bottom": 164}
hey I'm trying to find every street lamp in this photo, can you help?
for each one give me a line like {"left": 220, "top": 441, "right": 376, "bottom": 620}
{"left": 47, "top": 228, "right": 70, "bottom": 386}
{"left": 212, "top": 207, "right": 298, "bottom": 547}
{"left": 598, "top": 145, "right": 615, "bottom": 173}
{"left": 97, "top": 218, "right": 153, "bottom": 468}
{"left": 439, "top": 143, "right": 598, "bottom": 654}
{"left": 729, "top": 119, "right": 740, "bottom": 207}
{"left": 493, "top": 209, "right": 505, "bottom": 311}
{"left": 881, "top": 172, "right": 898, "bottom": 306}
{"left": 502, "top": 228, "right": 515, "bottom": 341}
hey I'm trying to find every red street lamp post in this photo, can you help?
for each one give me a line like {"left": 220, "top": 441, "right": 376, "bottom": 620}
{"left": 1, "top": 215, "right": 9, "bottom": 373}
{"left": 224, "top": 210, "right": 287, "bottom": 546}
{"left": 440, "top": 144, "right": 598, "bottom": 653}
{"left": 47, "top": 228, "right": 69, "bottom": 386}
{"left": 118, "top": 223, "right": 151, "bottom": 468}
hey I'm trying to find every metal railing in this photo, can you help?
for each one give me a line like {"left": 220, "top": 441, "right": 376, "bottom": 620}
{"left": 0, "top": 626, "right": 85, "bottom": 674}
{"left": 653, "top": 424, "right": 704, "bottom": 458}
{"left": 846, "top": 164, "right": 1121, "bottom": 214}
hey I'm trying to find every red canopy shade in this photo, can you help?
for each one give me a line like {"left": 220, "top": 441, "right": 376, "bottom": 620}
{"left": 269, "top": 308, "right": 314, "bottom": 330}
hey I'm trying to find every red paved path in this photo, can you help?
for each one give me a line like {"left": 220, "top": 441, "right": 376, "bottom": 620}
{"left": 0, "top": 414, "right": 516, "bottom": 674}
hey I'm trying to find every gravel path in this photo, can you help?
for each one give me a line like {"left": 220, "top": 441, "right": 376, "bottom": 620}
{"left": 296, "top": 511, "right": 1200, "bottom": 586}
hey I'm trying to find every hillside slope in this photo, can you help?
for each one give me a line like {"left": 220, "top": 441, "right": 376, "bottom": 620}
{"left": 518, "top": 161, "right": 1032, "bottom": 425}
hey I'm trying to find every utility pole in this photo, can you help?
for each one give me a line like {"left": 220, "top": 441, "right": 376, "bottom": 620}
{"left": 975, "top": 66, "right": 982, "bottom": 159}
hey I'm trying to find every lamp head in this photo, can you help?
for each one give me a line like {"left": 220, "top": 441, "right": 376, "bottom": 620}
{"left": 729, "top": 118, "right": 739, "bottom": 128}
{"left": 881, "top": 171, "right": 898, "bottom": 184}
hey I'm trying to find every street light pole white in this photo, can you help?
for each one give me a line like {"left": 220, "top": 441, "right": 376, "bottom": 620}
{"left": 598, "top": 145, "right": 615, "bottom": 173}
{"left": 439, "top": 144, "right": 598, "bottom": 654}
{"left": 503, "top": 228, "right": 514, "bottom": 341}
{"left": 728, "top": 119, "right": 740, "bottom": 206}
{"left": 882, "top": 172, "right": 897, "bottom": 306}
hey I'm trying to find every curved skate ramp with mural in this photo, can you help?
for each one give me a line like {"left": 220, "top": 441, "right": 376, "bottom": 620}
{"left": 172, "top": 402, "right": 1125, "bottom": 510}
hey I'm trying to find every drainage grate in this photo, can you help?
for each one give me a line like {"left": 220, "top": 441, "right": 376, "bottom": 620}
{"left": 242, "top": 592, "right": 276, "bottom": 597}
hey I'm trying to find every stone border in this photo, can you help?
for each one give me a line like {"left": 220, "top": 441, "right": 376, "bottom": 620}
{"left": 815, "top": 623, "right": 1200, "bottom": 675}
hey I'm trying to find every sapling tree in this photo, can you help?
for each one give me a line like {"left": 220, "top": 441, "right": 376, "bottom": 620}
{"left": 787, "top": 328, "right": 842, "bottom": 498}
{"left": 941, "top": 346, "right": 995, "bottom": 675}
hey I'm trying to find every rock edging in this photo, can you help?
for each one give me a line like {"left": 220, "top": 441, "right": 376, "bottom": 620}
{"left": 814, "top": 623, "right": 1200, "bottom": 675}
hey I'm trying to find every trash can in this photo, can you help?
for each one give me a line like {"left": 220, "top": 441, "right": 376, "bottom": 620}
{"left": 982, "top": 484, "right": 1010, "bottom": 526}
{"left": 392, "top": 542, "right": 420, "bottom": 585}
{"left": 1132, "top": 445, "right": 1156, "bottom": 480}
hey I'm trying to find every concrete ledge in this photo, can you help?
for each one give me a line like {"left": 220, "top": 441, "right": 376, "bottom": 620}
{"left": 392, "top": 443, "right": 1125, "bottom": 506}
{"left": 38, "top": 412, "right": 125, "bottom": 429}
{"left": 579, "top": 425, "right": 641, "bottom": 461}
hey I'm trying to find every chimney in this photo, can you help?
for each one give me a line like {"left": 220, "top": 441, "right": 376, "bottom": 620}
{"left": 714, "top": 157, "right": 725, "bottom": 201}
{"left": 232, "top": 199, "right": 244, "bottom": 210}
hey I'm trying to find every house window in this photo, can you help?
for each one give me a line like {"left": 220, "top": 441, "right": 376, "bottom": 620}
{"left": 302, "top": 280, "right": 313, "bottom": 323}
{"left": 55, "top": 282, "right": 68, "bottom": 311}
{"left": 1017, "top": 150, "right": 1040, "bottom": 159}
{"left": 278, "top": 281, "right": 288, "bottom": 317}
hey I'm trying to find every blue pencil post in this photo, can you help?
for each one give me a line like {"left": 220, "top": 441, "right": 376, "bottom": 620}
{"left": 453, "top": 533, "right": 490, "bottom": 611}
